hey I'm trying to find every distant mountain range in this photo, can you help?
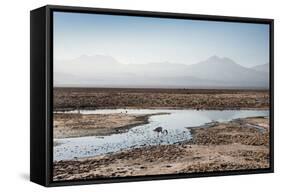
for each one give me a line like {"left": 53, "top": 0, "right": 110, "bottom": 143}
{"left": 54, "top": 55, "right": 269, "bottom": 89}
{"left": 251, "top": 63, "right": 269, "bottom": 73}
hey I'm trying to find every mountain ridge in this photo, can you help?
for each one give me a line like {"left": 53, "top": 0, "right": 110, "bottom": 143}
{"left": 54, "top": 55, "right": 269, "bottom": 89}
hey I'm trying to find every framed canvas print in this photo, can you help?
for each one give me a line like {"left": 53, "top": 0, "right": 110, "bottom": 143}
{"left": 30, "top": 5, "right": 274, "bottom": 187}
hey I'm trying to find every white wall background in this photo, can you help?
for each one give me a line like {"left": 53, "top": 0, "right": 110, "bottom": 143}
{"left": 0, "top": 0, "right": 279, "bottom": 191}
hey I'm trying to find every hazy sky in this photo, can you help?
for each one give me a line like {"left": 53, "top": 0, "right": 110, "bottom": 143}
{"left": 53, "top": 11, "right": 269, "bottom": 67}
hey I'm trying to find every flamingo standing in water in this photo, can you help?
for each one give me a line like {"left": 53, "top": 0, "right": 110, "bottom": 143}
{"left": 153, "top": 126, "right": 168, "bottom": 137}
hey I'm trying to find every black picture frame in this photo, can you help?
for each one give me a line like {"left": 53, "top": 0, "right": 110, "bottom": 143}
{"left": 30, "top": 5, "right": 274, "bottom": 187}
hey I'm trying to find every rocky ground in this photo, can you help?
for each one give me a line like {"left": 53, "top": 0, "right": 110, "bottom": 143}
{"left": 53, "top": 117, "right": 270, "bottom": 181}
{"left": 54, "top": 88, "right": 269, "bottom": 111}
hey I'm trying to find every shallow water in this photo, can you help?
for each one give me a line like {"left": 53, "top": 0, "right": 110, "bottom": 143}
{"left": 54, "top": 109, "right": 269, "bottom": 161}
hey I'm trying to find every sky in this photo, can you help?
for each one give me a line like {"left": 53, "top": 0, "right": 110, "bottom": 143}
{"left": 53, "top": 11, "right": 270, "bottom": 67}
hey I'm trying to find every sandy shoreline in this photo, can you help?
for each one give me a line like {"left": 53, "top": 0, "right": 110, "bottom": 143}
{"left": 53, "top": 116, "right": 269, "bottom": 181}
{"left": 54, "top": 113, "right": 168, "bottom": 139}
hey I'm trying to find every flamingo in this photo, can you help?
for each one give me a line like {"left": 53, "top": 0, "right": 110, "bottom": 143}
{"left": 153, "top": 126, "right": 168, "bottom": 136}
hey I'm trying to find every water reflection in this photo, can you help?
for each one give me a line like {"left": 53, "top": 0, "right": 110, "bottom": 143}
{"left": 54, "top": 109, "right": 269, "bottom": 161}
